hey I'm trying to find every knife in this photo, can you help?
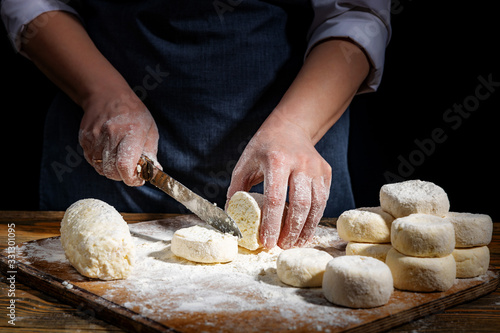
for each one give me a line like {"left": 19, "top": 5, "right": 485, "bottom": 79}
{"left": 137, "top": 155, "right": 242, "bottom": 238}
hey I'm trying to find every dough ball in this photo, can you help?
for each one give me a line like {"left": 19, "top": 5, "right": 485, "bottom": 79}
{"left": 452, "top": 246, "right": 490, "bottom": 278}
{"left": 60, "top": 198, "right": 135, "bottom": 280}
{"left": 276, "top": 248, "right": 333, "bottom": 287}
{"left": 391, "top": 214, "right": 455, "bottom": 257}
{"left": 171, "top": 225, "right": 238, "bottom": 263}
{"left": 323, "top": 255, "right": 393, "bottom": 308}
{"left": 446, "top": 212, "right": 493, "bottom": 248}
{"left": 346, "top": 242, "right": 392, "bottom": 262}
{"left": 385, "top": 248, "right": 456, "bottom": 292}
{"left": 226, "top": 191, "right": 265, "bottom": 251}
{"left": 380, "top": 180, "right": 450, "bottom": 218}
{"left": 337, "top": 207, "right": 394, "bottom": 243}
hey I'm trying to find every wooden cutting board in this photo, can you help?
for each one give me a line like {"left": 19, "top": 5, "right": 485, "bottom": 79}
{"left": 1, "top": 215, "right": 498, "bottom": 333}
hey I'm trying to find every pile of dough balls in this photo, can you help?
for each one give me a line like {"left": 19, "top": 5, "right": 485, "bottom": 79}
{"left": 447, "top": 212, "right": 492, "bottom": 278}
{"left": 338, "top": 207, "right": 394, "bottom": 262}
{"left": 322, "top": 205, "right": 396, "bottom": 308}
{"left": 60, "top": 198, "right": 135, "bottom": 280}
{"left": 337, "top": 179, "right": 492, "bottom": 294}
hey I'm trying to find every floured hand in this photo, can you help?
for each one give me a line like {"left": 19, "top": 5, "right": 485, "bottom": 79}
{"left": 79, "top": 89, "right": 160, "bottom": 186}
{"left": 227, "top": 112, "right": 331, "bottom": 249}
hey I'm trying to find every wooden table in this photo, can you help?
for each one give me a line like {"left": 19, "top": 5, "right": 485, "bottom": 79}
{"left": 1, "top": 211, "right": 499, "bottom": 332}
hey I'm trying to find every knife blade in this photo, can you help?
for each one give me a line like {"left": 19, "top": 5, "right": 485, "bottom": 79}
{"left": 137, "top": 155, "right": 242, "bottom": 238}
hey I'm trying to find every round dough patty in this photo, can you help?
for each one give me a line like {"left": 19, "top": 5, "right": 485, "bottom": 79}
{"left": 391, "top": 214, "right": 455, "bottom": 257}
{"left": 276, "top": 248, "right": 333, "bottom": 287}
{"left": 385, "top": 248, "right": 456, "bottom": 292}
{"left": 337, "top": 207, "right": 394, "bottom": 243}
{"left": 60, "top": 198, "right": 135, "bottom": 280}
{"left": 323, "top": 255, "right": 393, "bottom": 308}
{"left": 226, "top": 191, "right": 265, "bottom": 251}
{"left": 171, "top": 225, "right": 238, "bottom": 263}
{"left": 380, "top": 179, "right": 450, "bottom": 218}
{"left": 446, "top": 212, "right": 493, "bottom": 248}
{"left": 452, "top": 246, "right": 490, "bottom": 278}
{"left": 346, "top": 242, "right": 392, "bottom": 262}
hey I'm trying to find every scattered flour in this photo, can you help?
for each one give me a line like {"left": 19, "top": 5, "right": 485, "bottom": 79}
{"left": 11, "top": 215, "right": 493, "bottom": 332}
{"left": 101, "top": 216, "right": 359, "bottom": 331}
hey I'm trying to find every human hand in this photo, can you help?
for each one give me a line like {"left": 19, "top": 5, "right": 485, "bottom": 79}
{"left": 227, "top": 113, "right": 331, "bottom": 249}
{"left": 79, "top": 89, "right": 160, "bottom": 186}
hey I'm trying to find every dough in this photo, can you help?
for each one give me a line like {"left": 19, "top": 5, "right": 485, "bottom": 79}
{"left": 171, "top": 225, "right": 238, "bottom": 263}
{"left": 276, "top": 248, "right": 333, "bottom": 287}
{"left": 446, "top": 212, "right": 493, "bottom": 248}
{"left": 385, "top": 248, "right": 456, "bottom": 292}
{"left": 226, "top": 191, "right": 265, "bottom": 251}
{"left": 337, "top": 207, "right": 394, "bottom": 243}
{"left": 380, "top": 180, "right": 450, "bottom": 218}
{"left": 322, "top": 255, "right": 393, "bottom": 308}
{"left": 60, "top": 198, "right": 135, "bottom": 280}
{"left": 346, "top": 242, "right": 392, "bottom": 262}
{"left": 391, "top": 214, "right": 455, "bottom": 257}
{"left": 452, "top": 246, "right": 490, "bottom": 278}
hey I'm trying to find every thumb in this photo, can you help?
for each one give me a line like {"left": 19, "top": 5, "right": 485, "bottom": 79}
{"left": 226, "top": 160, "right": 262, "bottom": 209}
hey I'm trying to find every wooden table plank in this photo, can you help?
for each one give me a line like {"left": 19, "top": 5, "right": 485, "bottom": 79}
{"left": 0, "top": 211, "right": 498, "bottom": 332}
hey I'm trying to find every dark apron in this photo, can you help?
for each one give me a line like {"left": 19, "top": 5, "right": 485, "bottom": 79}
{"left": 40, "top": 0, "right": 355, "bottom": 217}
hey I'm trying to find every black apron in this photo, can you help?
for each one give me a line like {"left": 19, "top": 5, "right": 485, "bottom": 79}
{"left": 40, "top": 0, "right": 355, "bottom": 216}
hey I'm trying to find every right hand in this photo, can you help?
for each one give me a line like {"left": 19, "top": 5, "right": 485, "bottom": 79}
{"left": 78, "top": 89, "right": 160, "bottom": 186}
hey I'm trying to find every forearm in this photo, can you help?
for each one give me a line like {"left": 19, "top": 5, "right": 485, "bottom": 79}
{"left": 268, "top": 39, "right": 370, "bottom": 144}
{"left": 21, "top": 10, "right": 130, "bottom": 108}
{"left": 22, "top": 10, "right": 159, "bottom": 185}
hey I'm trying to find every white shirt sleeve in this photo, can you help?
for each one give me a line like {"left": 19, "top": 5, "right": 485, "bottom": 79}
{"left": 1, "top": 0, "right": 80, "bottom": 55}
{"left": 308, "top": 0, "right": 392, "bottom": 93}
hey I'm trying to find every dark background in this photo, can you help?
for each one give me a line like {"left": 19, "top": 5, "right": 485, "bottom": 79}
{"left": 1, "top": 2, "right": 498, "bottom": 220}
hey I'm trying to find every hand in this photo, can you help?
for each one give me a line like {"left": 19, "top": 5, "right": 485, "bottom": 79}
{"left": 79, "top": 89, "right": 160, "bottom": 186}
{"left": 227, "top": 113, "right": 332, "bottom": 249}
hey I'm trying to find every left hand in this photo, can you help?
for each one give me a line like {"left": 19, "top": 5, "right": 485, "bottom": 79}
{"left": 227, "top": 112, "right": 331, "bottom": 249}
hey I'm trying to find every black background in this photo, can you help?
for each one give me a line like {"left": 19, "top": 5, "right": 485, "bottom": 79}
{"left": 1, "top": 2, "right": 499, "bottom": 220}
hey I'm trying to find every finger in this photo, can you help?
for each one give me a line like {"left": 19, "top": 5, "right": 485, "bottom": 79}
{"left": 278, "top": 172, "right": 312, "bottom": 249}
{"left": 102, "top": 135, "right": 122, "bottom": 181}
{"left": 294, "top": 175, "right": 330, "bottom": 247}
{"left": 142, "top": 121, "right": 161, "bottom": 169}
{"left": 116, "top": 137, "right": 145, "bottom": 186}
{"left": 260, "top": 159, "right": 289, "bottom": 249}
{"left": 79, "top": 129, "right": 104, "bottom": 175}
{"left": 226, "top": 158, "right": 262, "bottom": 209}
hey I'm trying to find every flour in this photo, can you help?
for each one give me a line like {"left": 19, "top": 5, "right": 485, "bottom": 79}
{"left": 100, "top": 215, "right": 361, "bottom": 330}
{"left": 11, "top": 215, "right": 357, "bottom": 331}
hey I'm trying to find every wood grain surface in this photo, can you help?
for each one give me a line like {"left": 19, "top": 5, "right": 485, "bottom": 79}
{"left": 1, "top": 211, "right": 499, "bottom": 332}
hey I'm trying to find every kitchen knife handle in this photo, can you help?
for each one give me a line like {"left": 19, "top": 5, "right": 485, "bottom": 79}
{"left": 137, "top": 155, "right": 155, "bottom": 181}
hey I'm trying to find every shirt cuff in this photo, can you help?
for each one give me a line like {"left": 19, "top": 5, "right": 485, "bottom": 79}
{"left": 1, "top": 0, "right": 80, "bottom": 55}
{"left": 307, "top": 9, "right": 391, "bottom": 93}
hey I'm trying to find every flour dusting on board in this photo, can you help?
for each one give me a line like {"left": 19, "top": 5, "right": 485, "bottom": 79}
{"left": 11, "top": 215, "right": 361, "bottom": 332}
{"left": 105, "top": 215, "right": 360, "bottom": 331}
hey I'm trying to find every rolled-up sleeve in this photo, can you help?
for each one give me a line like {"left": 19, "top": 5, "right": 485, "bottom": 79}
{"left": 1, "top": 0, "right": 79, "bottom": 54}
{"left": 308, "top": 0, "right": 392, "bottom": 93}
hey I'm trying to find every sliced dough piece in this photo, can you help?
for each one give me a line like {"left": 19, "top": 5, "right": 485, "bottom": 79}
{"left": 171, "top": 225, "right": 238, "bottom": 263}
{"left": 323, "top": 255, "right": 393, "bottom": 308}
{"left": 276, "top": 248, "right": 333, "bottom": 287}
{"left": 386, "top": 248, "right": 456, "bottom": 292}
{"left": 446, "top": 212, "right": 493, "bottom": 248}
{"left": 452, "top": 246, "right": 490, "bottom": 278}
{"left": 380, "top": 179, "right": 450, "bottom": 218}
{"left": 346, "top": 242, "right": 392, "bottom": 262}
{"left": 60, "top": 198, "right": 135, "bottom": 280}
{"left": 226, "top": 191, "right": 265, "bottom": 251}
{"left": 391, "top": 214, "right": 455, "bottom": 257}
{"left": 337, "top": 207, "right": 394, "bottom": 243}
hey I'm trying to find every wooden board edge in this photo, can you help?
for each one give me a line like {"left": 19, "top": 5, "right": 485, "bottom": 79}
{"left": 344, "top": 269, "right": 500, "bottom": 333}
{"left": 0, "top": 253, "right": 179, "bottom": 333}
